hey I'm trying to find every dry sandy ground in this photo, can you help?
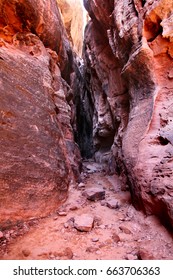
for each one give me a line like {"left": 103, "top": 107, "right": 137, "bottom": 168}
{"left": 0, "top": 161, "right": 173, "bottom": 260}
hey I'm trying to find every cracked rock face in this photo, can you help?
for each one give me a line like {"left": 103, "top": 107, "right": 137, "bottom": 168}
{"left": 0, "top": 0, "right": 81, "bottom": 228}
{"left": 83, "top": 0, "right": 173, "bottom": 228}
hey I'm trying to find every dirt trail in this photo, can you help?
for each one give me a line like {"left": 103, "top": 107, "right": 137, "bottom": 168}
{"left": 1, "top": 160, "right": 173, "bottom": 260}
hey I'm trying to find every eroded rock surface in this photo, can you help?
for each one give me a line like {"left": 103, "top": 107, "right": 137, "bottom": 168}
{"left": 0, "top": 0, "right": 81, "bottom": 227}
{"left": 83, "top": 0, "right": 173, "bottom": 228}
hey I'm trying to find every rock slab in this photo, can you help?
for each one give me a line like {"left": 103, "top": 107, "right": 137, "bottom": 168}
{"left": 106, "top": 198, "right": 120, "bottom": 209}
{"left": 83, "top": 187, "right": 105, "bottom": 201}
{"left": 74, "top": 214, "right": 94, "bottom": 232}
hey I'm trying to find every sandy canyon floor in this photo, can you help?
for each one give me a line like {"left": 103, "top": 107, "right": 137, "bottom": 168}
{"left": 0, "top": 160, "right": 173, "bottom": 260}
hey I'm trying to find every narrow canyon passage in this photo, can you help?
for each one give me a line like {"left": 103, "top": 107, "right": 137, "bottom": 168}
{"left": 1, "top": 0, "right": 173, "bottom": 260}
{"left": 1, "top": 161, "right": 173, "bottom": 260}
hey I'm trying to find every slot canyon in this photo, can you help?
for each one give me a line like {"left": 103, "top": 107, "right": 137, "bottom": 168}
{"left": 0, "top": 0, "right": 173, "bottom": 260}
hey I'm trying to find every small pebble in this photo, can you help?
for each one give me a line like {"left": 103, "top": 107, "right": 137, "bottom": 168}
{"left": 96, "top": 251, "right": 101, "bottom": 255}
{"left": 119, "top": 226, "right": 132, "bottom": 234}
{"left": 64, "top": 223, "right": 69, "bottom": 228}
{"left": 5, "top": 233, "right": 10, "bottom": 239}
{"left": 22, "top": 249, "right": 31, "bottom": 257}
{"left": 92, "top": 237, "right": 99, "bottom": 242}
{"left": 100, "top": 201, "right": 106, "bottom": 206}
{"left": 126, "top": 254, "right": 138, "bottom": 260}
{"left": 99, "top": 225, "right": 105, "bottom": 230}
{"left": 57, "top": 212, "right": 67, "bottom": 216}
{"left": 69, "top": 205, "right": 78, "bottom": 211}
{"left": 78, "top": 182, "right": 85, "bottom": 189}
{"left": 112, "top": 232, "right": 121, "bottom": 243}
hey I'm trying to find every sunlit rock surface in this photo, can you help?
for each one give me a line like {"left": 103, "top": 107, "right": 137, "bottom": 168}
{"left": 57, "top": 0, "right": 85, "bottom": 56}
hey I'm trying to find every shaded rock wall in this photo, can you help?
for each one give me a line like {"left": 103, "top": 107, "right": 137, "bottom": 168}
{"left": 83, "top": 0, "right": 173, "bottom": 227}
{"left": 72, "top": 61, "right": 94, "bottom": 158}
{"left": 0, "top": 0, "right": 81, "bottom": 228}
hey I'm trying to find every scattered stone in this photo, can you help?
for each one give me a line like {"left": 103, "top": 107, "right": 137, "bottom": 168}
{"left": 91, "top": 237, "right": 99, "bottom": 242}
{"left": 64, "top": 223, "right": 69, "bottom": 228}
{"left": 83, "top": 187, "right": 105, "bottom": 201}
{"left": 100, "top": 200, "right": 106, "bottom": 206}
{"left": 74, "top": 214, "right": 94, "bottom": 232}
{"left": 112, "top": 232, "right": 121, "bottom": 243}
{"left": 28, "top": 219, "right": 37, "bottom": 227}
{"left": 126, "top": 205, "right": 135, "bottom": 220}
{"left": 73, "top": 253, "right": 78, "bottom": 258}
{"left": 0, "top": 231, "right": 3, "bottom": 239}
{"left": 49, "top": 253, "right": 55, "bottom": 259}
{"left": 168, "top": 69, "right": 173, "bottom": 79}
{"left": 98, "top": 225, "right": 105, "bottom": 230}
{"left": 5, "top": 233, "right": 10, "bottom": 239}
{"left": 22, "top": 249, "right": 31, "bottom": 257}
{"left": 94, "top": 216, "right": 102, "bottom": 226}
{"left": 78, "top": 182, "right": 85, "bottom": 189}
{"left": 64, "top": 217, "right": 74, "bottom": 229}
{"left": 86, "top": 246, "right": 99, "bottom": 253}
{"left": 99, "top": 242, "right": 105, "bottom": 249}
{"left": 125, "top": 254, "right": 138, "bottom": 260}
{"left": 63, "top": 247, "right": 73, "bottom": 259}
{"left": 70, "top": 183, "right": 78, "bottom": 189}
{"left": 106, "top": 224, "right": 113, "bottom": 229}
{"left": 105, "top": 239, "right": 112, "bottom": 245}
{"left": 37, "top": 252, "right": 49, "bottom": 258}
{"left": 53, "top": 216, "right": 58, "bottom": 220}
{"left": 57, "top": 211, "right": 67, "bottom": 216}
{"left": 106, "top": 198, "right": 120, "bottom": 209}
{"left": 69, "top": 205, "right": 78, "bottom": 211}
{"left": 138, "top": 249, "right": 155, "bottom": 260}
{"left": 119, "top": 226, "right": 132, "bottom": 234}
{"left": 117, "top": 241, "right": 124, "bottom": 247}
{"left": 85, "top": 163, "right": 101, "bottom": 172}
{"left": 95, "top": 251, "right": 101, "bottom": 255}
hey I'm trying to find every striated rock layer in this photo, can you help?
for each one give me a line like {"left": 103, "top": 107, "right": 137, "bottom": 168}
{"left": 83, "top": 0, "right": 173, "bottom": 228}
{"left": 0, "top": 0, "right": 81, "bottom": 228}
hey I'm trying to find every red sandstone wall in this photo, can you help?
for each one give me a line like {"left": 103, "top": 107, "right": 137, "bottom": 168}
{"left": 84, "top": 0, "right": 173, "bottom": 227}
{"left": 0, "top": 0, "right": 81, "bottom": 228}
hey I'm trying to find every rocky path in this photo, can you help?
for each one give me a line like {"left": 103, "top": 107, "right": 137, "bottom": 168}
{"left": 0, "top": 160, "right": 173, "bottom": 260}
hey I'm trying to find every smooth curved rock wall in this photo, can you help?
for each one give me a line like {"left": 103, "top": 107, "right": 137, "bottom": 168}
{"left": 83, "top": 0, "right": 173, "bottom": 228}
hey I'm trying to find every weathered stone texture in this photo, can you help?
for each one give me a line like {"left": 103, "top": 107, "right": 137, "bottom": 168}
{"left": 0, "top": 0, "right": 81, "bottom": 228}
{"left": 83, "top": 0, "right": 173, "bottom": 228}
